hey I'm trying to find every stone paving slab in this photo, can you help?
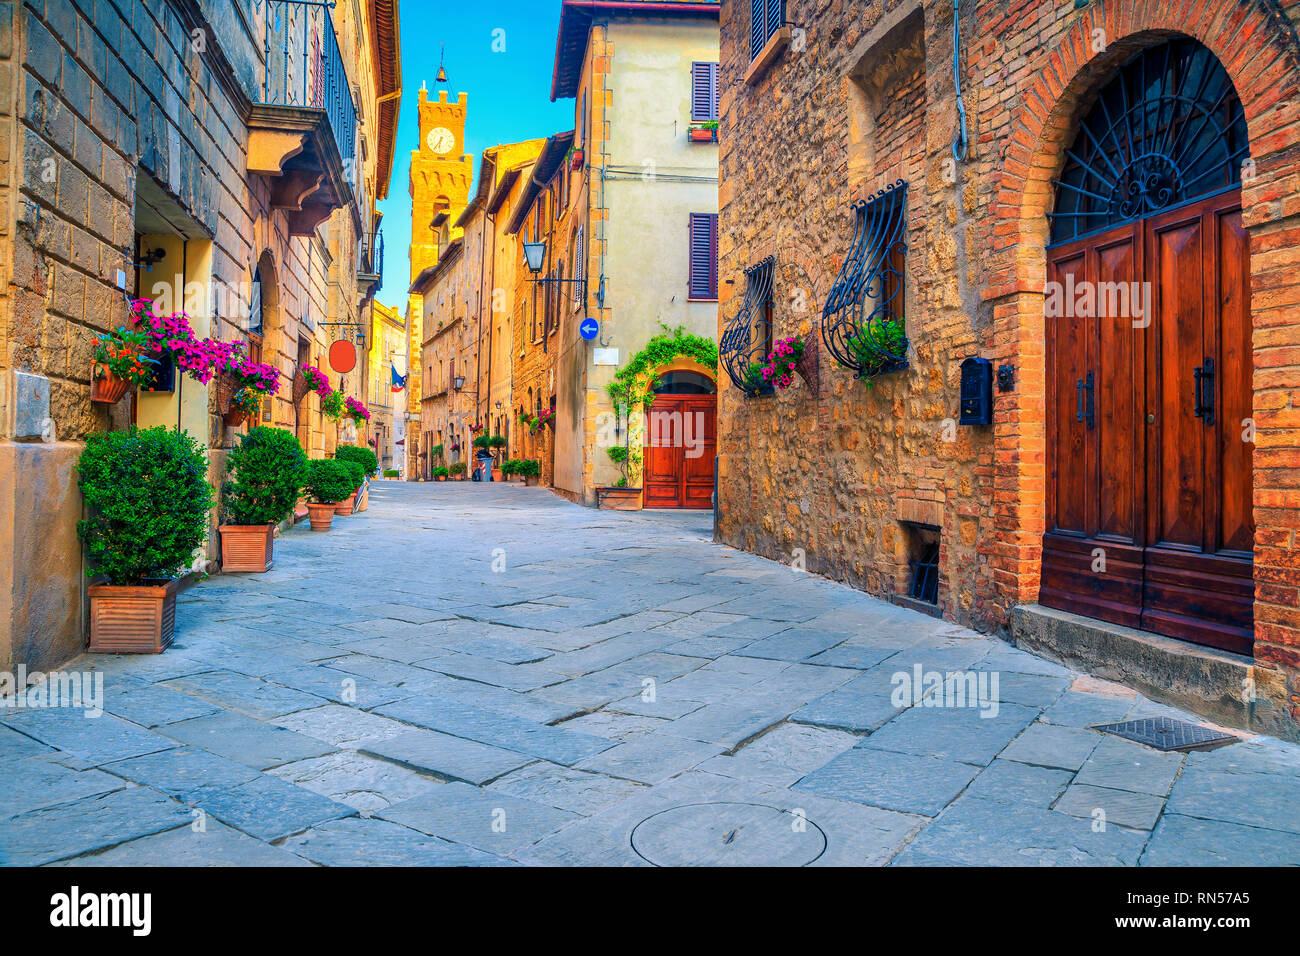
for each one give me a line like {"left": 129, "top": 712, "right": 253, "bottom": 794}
{"left": 0, "top": 787, "right": 193, "bottom": 866}
{"left": 377, "top": 781, "right": 579, "bottom": 855}
{"left": 13, "top": 482, "right": 1300, "bottom": 867}
{"left": 158, "top": 710, "right": 337, "bottom": 771}
{"left": 361, "top": 729, "right": 533, "bottom": 785}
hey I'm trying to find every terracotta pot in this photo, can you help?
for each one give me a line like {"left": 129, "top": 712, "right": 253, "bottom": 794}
{"left": 492, "top": 468, "right": 504, "bottom": 482}
{"left": 218, "top": 523, "right": 274, "bottom": 572}
{"left": 689, "top": 127, "right": 716, "bottom": 142}
{"left": 223, "top": 406, "right": 251, "bottom": 427}
{"left": 90, "top": 365, "right": 130, "bottom": 404}
{"left": 436, "top": 475, "right": 446, "bottom": 481}
{"left": 306, "top": 502, "right": 335, "bottom": 531}
{"left": 596, "top": 486, "right": 643, "bottom": 511}
{"left": 88, "top": 579, "right": 182, "bottom": 654}
{"left": 333, "top": 492, "right": 356, "bottom": 516}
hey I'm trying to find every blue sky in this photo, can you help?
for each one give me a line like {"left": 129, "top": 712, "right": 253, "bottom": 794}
{"left": 375, "top": 4, "right": 575, "bottom": 312}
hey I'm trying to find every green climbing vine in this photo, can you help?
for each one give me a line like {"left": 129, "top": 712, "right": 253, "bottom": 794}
{"left": 605, "top": 325, "right": 718, "bottom": 411}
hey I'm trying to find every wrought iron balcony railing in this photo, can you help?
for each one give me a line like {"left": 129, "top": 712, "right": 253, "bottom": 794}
{"left": 358, "top": 230, "right": 383, "bottom": 280}
{"left": 260, "top": 0, "right": 358, "bottom": 184}
{"left": 719, "top": 257, "right": 775, "bottom": 397}
{"left": 822, "top": 181, "right": 909, "bottom": 379}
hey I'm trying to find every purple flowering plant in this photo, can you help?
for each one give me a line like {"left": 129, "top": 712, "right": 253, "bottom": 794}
{"left": 760, "top": 336, "right": 806, "bottom": 391}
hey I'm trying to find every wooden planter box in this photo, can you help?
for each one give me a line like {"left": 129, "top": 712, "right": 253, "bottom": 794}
{"left": 88, "top": 579, "right": 182, "bottom": 654}
{"left": 333, "top": 492, "right": 356, "bottom": 516}
{"left": 218, "top": 524, "right": 274, "bottom": 572}
{"left": 596, "top": 486, "right": 643, "bottom": 510}
{"left": 306, "top": 502, "right": 335, "bottom": 531}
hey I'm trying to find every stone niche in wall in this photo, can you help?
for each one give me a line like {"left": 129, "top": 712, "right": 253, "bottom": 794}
{"left": 844, "top": 2, "right": 926, "bottom": 197}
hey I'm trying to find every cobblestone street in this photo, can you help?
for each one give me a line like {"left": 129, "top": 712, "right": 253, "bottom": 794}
{"left": 3, "top": 482, "right": 1298, "bottom": 866}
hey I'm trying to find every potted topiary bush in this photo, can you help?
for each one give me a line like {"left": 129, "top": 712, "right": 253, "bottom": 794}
{"left": 303, "top": 459, "right": 353, "bottom": 531}
{"left": 433, "top": 465, "right": 449, "bottom": 481}
{"left": 77, "top": 427, "right": 214, "bottom": 652}
{"left": 335, "top": 444, "right": 378, "bottom": 511}
{"left": 449, "top": 461, "right": 467, "bottom": 480}
{"left": 219, "top": 427, "right": 308, "bottom": 572}
{"left": 334, "top": 460, "right": 365, "bottom": 515}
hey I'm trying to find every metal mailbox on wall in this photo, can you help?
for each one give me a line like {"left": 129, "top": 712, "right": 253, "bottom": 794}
{"left": 959, "top": 357, "right": 993, "bottom": 426}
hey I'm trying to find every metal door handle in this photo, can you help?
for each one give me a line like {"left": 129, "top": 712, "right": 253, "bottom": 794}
{"left": 1075, "top": 372, "right": 1094, "bottom": 428}
{"left": 1193, "top": 358, "right": 1214, "bottom": 425}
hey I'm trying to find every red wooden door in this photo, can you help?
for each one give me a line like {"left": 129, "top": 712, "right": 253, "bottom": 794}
{"left": 1042, "top": 190, "right": 1253, "bottom": 655}
{"left": 643, "top": 394, "right": 716, "bottom": 509}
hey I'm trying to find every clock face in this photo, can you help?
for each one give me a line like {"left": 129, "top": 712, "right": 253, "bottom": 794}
{"left": 427, "top": 127, "right": 455, "bottom": 155}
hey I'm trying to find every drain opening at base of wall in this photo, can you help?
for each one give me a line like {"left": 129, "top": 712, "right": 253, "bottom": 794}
{"left": 1092, "top": 716, "right": 1240, "bottom": 753}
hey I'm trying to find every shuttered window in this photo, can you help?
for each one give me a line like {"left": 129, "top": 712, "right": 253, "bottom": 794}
{"left": 691, "top": 62, "right": 719, "bottom": 122}
{"left": 750, "top": 0, "right": 784, "bottom": 61}
{"left": 688, "top": 213, "right": 718, "bottom": 300}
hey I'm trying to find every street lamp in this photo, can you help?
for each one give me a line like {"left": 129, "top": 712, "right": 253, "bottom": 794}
{"left": 453, "top": 375, "right": 465, "bottom": 390}
{"left": 522, "top": 241, "right": 546, "bottom": 274}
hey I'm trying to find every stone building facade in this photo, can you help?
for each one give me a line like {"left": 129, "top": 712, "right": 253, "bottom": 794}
{"left": 365, "top": 298, "right": 405, "bottom": 472}
{"left": 506, "top": 130, "right": 577, "bottom": 490}
{"left": 717, "top": 0, "right": 1300, "bottom": 736}
{"left": 0, "top": 0, "right": 399, "bottom": 674}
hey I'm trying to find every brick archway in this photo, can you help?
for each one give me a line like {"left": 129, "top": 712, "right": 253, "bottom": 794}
{"left": 987, "top": 2, "right": 1300, "bottom": 693}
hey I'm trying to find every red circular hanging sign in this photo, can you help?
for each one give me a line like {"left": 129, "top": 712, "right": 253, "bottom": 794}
{"left": 329, "top": 340, "right": 357, "bottom": 374}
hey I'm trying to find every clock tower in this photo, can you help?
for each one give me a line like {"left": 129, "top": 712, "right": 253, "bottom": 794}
{"left": 409, "top": 87, "right": 471, "bottom": 286}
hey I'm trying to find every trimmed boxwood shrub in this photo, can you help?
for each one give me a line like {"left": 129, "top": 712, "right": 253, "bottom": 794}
{"left": 334, "top": 444, "right": 378, "bottom": 475}
{"left": 516, "top": 458, "right": 540, "bottom": 478}
{"left": 448, "top": 461, "right": 467, "bottom": 476}
{"left": 433, "top": 465, "right": 449, "bottom": 478}
{"left": 338, "top": 460, "right": 365, "bottom": 491}
{"left": 223, "top": 426, "right": 308, "bottom": 526}
{"left": 382, "top": 468, "right": 399, "bottom": 477}
{"left": 304, "top": 459, "right": 354, "bottom": 504}
{"left": 77, "top": 426, "right": 214, "bottom": 585}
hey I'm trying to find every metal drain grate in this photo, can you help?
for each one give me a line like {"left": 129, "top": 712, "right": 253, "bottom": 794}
{"left": 1092, "top": 716, "right": 1239, "bottom": 752}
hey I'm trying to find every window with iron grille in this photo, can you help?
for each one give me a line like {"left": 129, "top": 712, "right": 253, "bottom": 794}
{"left": 687, "top": 212, "right": 718, "bottom": 300}
{"left": 750, "top": 0, "right": 784, "bottom": 61}
{"left": 691, "top": 62, "right": 719, "bottom": 122}
{"left": 822, "top": 180, "right": 909, "bottom": 379}
{"left": 720, "top": 257, "right": 775, "bottom": 397}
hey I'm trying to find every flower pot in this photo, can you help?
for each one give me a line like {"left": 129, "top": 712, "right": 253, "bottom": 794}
{"left": 688, "top": 127, "right": 716, "bottom": 143}
{"left": 306, "top": 502, "right": 336, "bottom": 531}
{"left": 291, "top": 368, "right": 310, "bottom": 404}
{"left": 570, "top": 148, "right": 584, "bottom": 169}
{"left": 334, "top": 492, "right": 356, "bottom": 516}
{"left": 214, "top": 373, "right": 236, "bottom": 415}
{"left": 492, "top": 468, "right": 504, "bottom": 482}
{"left": 218, "top": 523, "right": 274, "bottom": 572}
{"left": 596, "top": 486, "right": 643, "bottom": 511}
{"left": 90, "top": 365, "right": 130, "bottom": 404}
{"left": 794, "top": 337, "right": 820, "bottom": 393}
{"left": 87, "top": 579, "right": 182, "bottom": 654}
{"left": 222, "top": 406, "right": 251, "bottom": 427}
{"left": 436, "top": 475, "right": 446, "bottom": 481}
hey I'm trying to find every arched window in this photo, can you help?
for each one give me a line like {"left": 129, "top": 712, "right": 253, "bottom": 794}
{"left": 1049, "top": 38, "right": 1249, "bottom": 245}
{"left": 653, "top": 371, "right": 717, "bottom": 395}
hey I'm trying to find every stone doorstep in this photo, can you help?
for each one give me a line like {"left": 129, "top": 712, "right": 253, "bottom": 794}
{"left": 1011, "top": 604, "right": 1294, "bottom": 744}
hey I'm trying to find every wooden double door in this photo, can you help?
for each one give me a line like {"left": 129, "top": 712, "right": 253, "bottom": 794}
{"left": 1041, "top": 190, "right": 1255, "bottom": 655}
{"left": 643, "top": 394, "right": 716, "bottom": 509}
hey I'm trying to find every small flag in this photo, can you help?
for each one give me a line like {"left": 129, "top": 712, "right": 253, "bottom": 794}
{"left": 391, "top": 364, "right": 406, "bottom": 392}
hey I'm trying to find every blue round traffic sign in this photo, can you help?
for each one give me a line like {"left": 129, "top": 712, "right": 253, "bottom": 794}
{"left": 580, "top": 318, "right": 600, "bottom": 341}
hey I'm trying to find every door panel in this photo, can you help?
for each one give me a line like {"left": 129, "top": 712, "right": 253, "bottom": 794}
{"left": 643, "top": 394, "right": 716, "bottom": 509}
{"left": 1042, "top": 190, "right": 1253, "bottom": 656}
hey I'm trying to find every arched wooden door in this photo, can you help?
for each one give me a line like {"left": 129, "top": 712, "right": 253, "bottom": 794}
{"left": 1040, "top": 39, "right": 1254, "bottom": 655}
{"left": 643, "top": 371, "right": 717, "bottom": 509}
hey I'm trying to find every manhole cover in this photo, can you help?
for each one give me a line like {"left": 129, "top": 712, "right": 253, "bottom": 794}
{"left": 1092, "top": 716, "right": 1239, "bottom": 752}
{"left": 630, "top": 802, "right": 826, "bottom": 867}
